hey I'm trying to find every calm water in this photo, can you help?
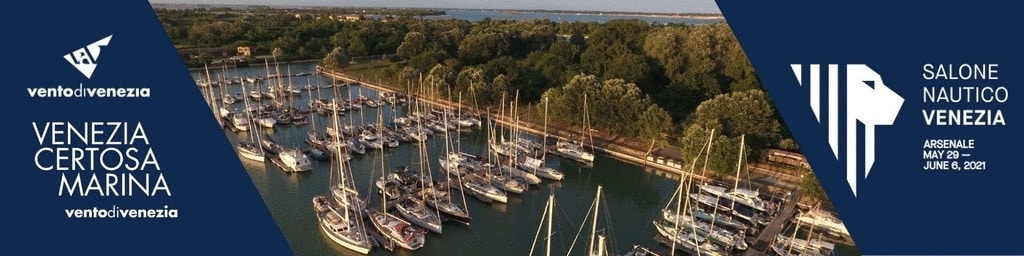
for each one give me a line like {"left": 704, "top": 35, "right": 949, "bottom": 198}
{"left": 428, "top": 9, "right": 723, "bottom": 24}
{"left": 193, "top": 62, "right": 691, "bottom": 256}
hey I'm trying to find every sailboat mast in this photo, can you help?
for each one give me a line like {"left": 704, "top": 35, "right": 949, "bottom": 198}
{"left": 457, "top": 92, "right": 464, "bottom": 153}
{"left": 507, "top": 100, "right": 515, "bottom": 173}
{"left": 287, "top": 65, "right": 294, "bottom": 108}
{"left": 588, "top": 185, "right": 602, "bottom": 255}
{"left": 672, "top": 163, "right": 683, "bottom": 255}
{"left": 788, "top": 218, "right": 801, "bottom": 256}
{"left": 203, "top": 64, "right": 214, "bottom": 110}
{"left": 700, "top": 129, "right": 716, "bottom": 178}
{"left": 546, "top": 193, "right": 553, "bottom": 256}
{"left": 691, "top": 129, "right": 716, "bottom": 255}
{"left": 734, "top": 134, "right": 745, "bottom": 191}
{"left": 804, "top": 213, "right": 816, "bottom": 250}
{"left": 543, "top": 97, "right": 549, "bottom": 158}
{"left": 513, "top": 90, "right": 519, "bottom": 152}
{"left": 239, "top": 80, "right": 252, "bottom": 141}
{"left": 333, "top": 99, "right": 352, "bottom": 222}
{"left": 583, "top": 93, "right": 594, "bottom": 153}
{"left": 442, "top": 109, "right": 453, "bottom": 202}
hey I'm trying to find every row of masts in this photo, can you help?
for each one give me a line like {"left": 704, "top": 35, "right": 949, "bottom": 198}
{"left": 198, "top": 63, "right": 820, "bottom": 256}
{"left": 197, "top": 62, "right": 604, "bottom": 254}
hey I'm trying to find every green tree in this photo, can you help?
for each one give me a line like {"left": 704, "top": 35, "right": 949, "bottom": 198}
{"left": 691, "top": 89, "right": 781, "bottom": 152}
{"left": 580, "top": 20, "right": 650, "bottom": 80}
{"left": 423, "top": 64, "right": 454, "bottom": 98}
{"left": 408, "top": 48, "right": 448, "bottom": 73}
{"left": 605, "top": 52, "right": 650, "bottom": 84}
{"left": 272, "top": 47, "right": 285, "bottom": 60}
{"left": 678, "top": 126, "right": 748, "bottom": 179}
{"left": 644, "top": 26, "right": 688, "bottom": 84}
{"left": 799, "top": 167, "right": 827, "bottom": 204}
{"left": 396, "top": 32, "right": 426, "bottom": 60}
{"left": 458, "top": 31, "right": 510, "bottom": 65}
{"left": 347, "top": 36, "right": 368, "bottom": 57}
{"left": 455, "top": 67, "right": 486, "bottom": 96}
{"left": 778, "top": 138, "right": 800, "bottom": 151}
{"left": 655, "top": 81, "right": 705, "bottom": 122}
{"left": 638, "top": 105, "right": 673, "bottom": 146}
{"left": 319, "top": 47, "right": 349, "bottom": 70}
{"left": 398, "top": 66, "right": 420, "bottom": 93}
{"left": 482, "top": 74, "right": 510, "bottom": 107}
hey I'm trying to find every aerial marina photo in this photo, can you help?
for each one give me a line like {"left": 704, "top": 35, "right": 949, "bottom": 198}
{"left": 158, "top": 1, "right": 859, "bottom": 255}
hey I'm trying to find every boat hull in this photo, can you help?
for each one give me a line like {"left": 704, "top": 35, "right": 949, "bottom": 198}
{"left": 318, "top": 209, "right": 373, "bottom": 255}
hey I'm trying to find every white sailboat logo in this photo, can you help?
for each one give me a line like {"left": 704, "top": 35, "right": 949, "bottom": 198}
{"left": 64, "top": 35, "right": 113, "bottom": 79}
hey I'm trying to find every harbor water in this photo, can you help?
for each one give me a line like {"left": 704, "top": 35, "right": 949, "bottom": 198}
{"left": 195, "top": 62, "right": 710, "bottom": 256}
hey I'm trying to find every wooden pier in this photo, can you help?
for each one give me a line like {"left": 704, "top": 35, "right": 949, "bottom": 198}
{"left": 744, "top": 192, "right": 801, "bottom": 256}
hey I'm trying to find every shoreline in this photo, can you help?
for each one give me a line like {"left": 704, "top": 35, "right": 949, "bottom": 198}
{"left": 186, "top": 59, "right": 320, "bottom": 71}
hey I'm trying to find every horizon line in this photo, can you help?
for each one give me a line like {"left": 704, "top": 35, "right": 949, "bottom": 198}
{"left": 149, "top": 2, "right": 723, "bottom": 15}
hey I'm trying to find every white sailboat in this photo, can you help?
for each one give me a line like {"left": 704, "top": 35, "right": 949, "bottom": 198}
{"left": 313, "top": 136, "right": 373, "bottom": 254}
{"left": 425, "top": 105, "right": 472, "bottom": 223}
{"left": 771, "top": 217, "right": 837, "bottom": 256}
{"left": 697, "top": 134, "right": 771, "bottom": 226}
{"left": 322, "top": 104, "right": 364, "bottom": 213}
{"left": 233, "top": 75, "right": 264, "bottom": 162}
{"left": 462, "top": 172, "right": 508, "bottom": 204}
{"left": 793, "top": 205, "right": 849, "bottom": 236}
{"left": 555, "top": 93, "right": 596, "bottom": 163}
{"left": 396, "top": 127, "right": 443, "bottom": 234}
{"left": 368, "top": 124, "right": 427, "bottom": 251}
{"left": 664, "top": 131, "right": 749, "bottom": 250}
{"left": 520, "top": 97, "right": 564, "bottom": 180}
{"left": 218, "top": 71, "right": 237, "bottom": 106}
{"left": 654, "top": 129, "right": 726, "bottom": 256}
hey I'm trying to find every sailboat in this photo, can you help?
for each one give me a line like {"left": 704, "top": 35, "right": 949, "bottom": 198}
{"left": 312, "top": 135, "right": 373, "bottom": 254}
{"left": 485, "top": 97, "right": 539, "bottom": 187}
{"left": 235, "top": 79, "right": 265, "bottom": 162}
{"left": 395, "top": 128, "right": 444, "bottom": 234}
{"left": 305, "top": 88, "right": 331, "bottom": 161}
{"left": 653, "top": 129, "right": 726, "bottom": 256}
{"left": 663, "top": 131, "right": 748, "bottom": 250}
{"left": 203, "top": 64, "right": 245, "bottom": 133}
{"left": 771, "top": 216, "right": 837, "bottom": 256}
{"left": 368, "top": 131, "right": 427, "bottom": 251}
{"left": 424, "top": 107, "right": 472, "bottom": 223}
{"left": 555, "top": 93, "right": 595, "bottom": 163}
{"left": 328, "top": 100, "right": 366, "bottom": 213}
{"left": 793, "top": 204, "right": 849, "bottom": 236}
{"left": 461, "top": 168, "right": 508, "bottom": 204}
{"left": 697, "top": 134, "right": 771, "bottom": 226}
{"left": 519, "top": 97, "right": 564, "bottom": 181}
{"left": 485, "top": 119, "right": 528, "bottom": 194}
{"left": 220, "top": 75, "right": 236, "bottom": 105}
{"left": 256, "top": 59, "right": 278, "bottom": 128}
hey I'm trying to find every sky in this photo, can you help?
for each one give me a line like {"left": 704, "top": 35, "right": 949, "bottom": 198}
{"left": 150, "top": 0, "right": 721, "bottom": 14}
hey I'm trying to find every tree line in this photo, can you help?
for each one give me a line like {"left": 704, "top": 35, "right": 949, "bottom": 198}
{"left": 158, "top": 8, "right": 801, "bottom": 181}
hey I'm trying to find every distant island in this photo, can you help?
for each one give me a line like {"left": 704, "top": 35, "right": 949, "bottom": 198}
{"left": 457, "top": 8, "right": 722, "bottom": 19}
